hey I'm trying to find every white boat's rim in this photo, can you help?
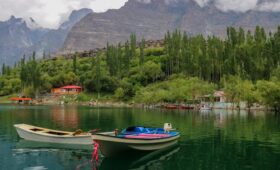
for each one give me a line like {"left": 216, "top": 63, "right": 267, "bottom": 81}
{"left": 14, "top": 124, "right": 91, "bottom": 138}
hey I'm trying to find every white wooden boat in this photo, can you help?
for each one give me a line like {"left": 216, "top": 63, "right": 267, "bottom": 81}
{"left": 92, "top": 126, "right": 180, "bottom": 157}
{"left": 14, "top": 124, "right": 93, "bottom": 145}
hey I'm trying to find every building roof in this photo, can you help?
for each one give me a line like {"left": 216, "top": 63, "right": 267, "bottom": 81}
{"left": 214, "top": 91, "right": 225, "bottom": 97}
{"left": 10, "top": 97, "right": 32, "bottom": 101}
{"left": 61, "top": 85, "right": 82, "bottom": 89}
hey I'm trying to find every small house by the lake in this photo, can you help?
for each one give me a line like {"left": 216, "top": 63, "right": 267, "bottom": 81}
{"left": 200, "top": 91, "right": 226, "bottom": 102}
{"left": 52, "top": 85, "right": 82, "bottom": 95}
{"left": 213, "top": 91, "right": 226, "bottom": 102}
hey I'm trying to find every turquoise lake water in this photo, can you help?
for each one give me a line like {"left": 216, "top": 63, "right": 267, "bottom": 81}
{"left": 0, "top": 105, "right": 279, "bottom": 170}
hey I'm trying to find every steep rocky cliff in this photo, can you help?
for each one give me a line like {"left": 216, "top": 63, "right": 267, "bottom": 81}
{"left": 0, "top": 8, "right": 92, "bottom": 66}
{"left": 0, "top": 16, "right": 49, "bottom": 65}
{"left": 27, "top": 8, "right": 93, "bottom": 58}
{"left": 63, "top": 0, "right": 280, "bottom": 52}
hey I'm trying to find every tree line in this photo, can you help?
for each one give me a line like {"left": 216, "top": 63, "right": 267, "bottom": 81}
{"left": 0, "top": 26, "right": 279, "bottom": 111}
{"left": 163, "top": 27, "right": 280, "bottom": 83}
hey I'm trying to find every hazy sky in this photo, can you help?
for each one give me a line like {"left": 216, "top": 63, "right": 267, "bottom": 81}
{"left": 0, "top": 0, "right": 280, "bottom": 29}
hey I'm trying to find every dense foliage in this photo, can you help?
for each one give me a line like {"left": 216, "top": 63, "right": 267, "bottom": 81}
{"left": 0, "top": 27, "right": 279, "bottom": 111}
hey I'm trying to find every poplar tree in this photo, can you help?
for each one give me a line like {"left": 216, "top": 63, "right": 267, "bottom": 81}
{"left": 130, "top": 33, "right": 136, "bottom": 58}
{"left": 95, "top": 52, "right": 101, "bottom": 99}
{"left": 2, "top": 64, "right": 5, "bottom": 75}
{"left": 140, "top": 38, "right": 145, "bottom": 66}
{"left": 124, "top": 41, "right": 130, "bottom": 72}
{"left": 73, "top": 53, "right": 77, "bottom": 74}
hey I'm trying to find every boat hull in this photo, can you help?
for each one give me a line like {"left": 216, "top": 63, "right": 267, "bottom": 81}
{"left": 92, "top": 132, "right": 180, "bottom": 157}
{"left": 16, "top": 139, "right": 93, "bottom": 150}
{"left": 14, "top": 124, "right": 93, "bottom": 145}
{"left": 179, "top": 106, "right": 194, "bottom": 110}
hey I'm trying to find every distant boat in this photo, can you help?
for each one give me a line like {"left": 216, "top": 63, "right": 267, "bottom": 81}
{"left": 200, "top": 104, "right": 212, "bottom": 111}
{"left": 163, "top": 104, "right": 178, "bottom": 109}
{"left": 179, "top": 105, "right": 194, "bottom": 110}
{"left": 92, "top": 125, "right": 180, "bottom": 157}
{"left": 162, "top": 104, "right": 194, "bottom": 110}
{"left": 14, "top": 124, "right": 93, "bottom": 145}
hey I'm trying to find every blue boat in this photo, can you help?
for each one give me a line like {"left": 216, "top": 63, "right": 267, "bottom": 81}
{"left": 92, "top": 124, "right": 180, "bottom": 157}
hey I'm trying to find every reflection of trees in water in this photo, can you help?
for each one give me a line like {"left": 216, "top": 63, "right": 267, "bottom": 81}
{"left": 176, "top": 137, "right": 280, "bottom": 170}
{"left": 0, "top": 105, "right": 279, "bottom": 169}
{"left": 81, "top": 108, "right": 278, "bottom": 145}
{"left": 0, "top": 105, "right": 50, "bottom": 138}
{"left": 11, "top": 146, "right": 91, "bottom": 170}
{"left": 14, "top": 139, "right": 93, "bottom": 169}
{"left": 98, "top": 145, "right": 180, "bottom": 170}
{"left": 51, "top": 105, "right": 79, "bottom": 129}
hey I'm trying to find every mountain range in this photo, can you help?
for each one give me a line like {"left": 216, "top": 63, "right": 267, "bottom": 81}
{"left": 64, "top": 0, "right": 280, "bottom": 52}
{"left": 0, "top": 8, "right": 92, "bottom": 66}
{"left": 1, "top": 0, "right": 280, "bottom": 66}
{"left": 0, "top": 16, "right": 49, "bottom": 66}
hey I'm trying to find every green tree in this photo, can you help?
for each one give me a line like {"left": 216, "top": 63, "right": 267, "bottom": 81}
{"left": 95, "top": 53, "right": 101, "bottom": 99}
{"left": 139, "top": 38, "right": 145, "bottom": 66}
{"left": 130, "top": 33, "right": 137, "bottom": 58}
{"left": 73, "top": 53, "right": 77, "bottom": 74}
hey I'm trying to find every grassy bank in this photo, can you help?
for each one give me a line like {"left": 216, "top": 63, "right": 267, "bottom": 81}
{"left": 0, "top": 94, "right": 17, "bottom": 104}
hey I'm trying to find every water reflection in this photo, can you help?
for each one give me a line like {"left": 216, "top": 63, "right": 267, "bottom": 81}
{"left": 0, "top": 105, "right": 279, "bottom": 170}
{"left": 51, "top": 106, "right": 79, "bottom": 129}
{"left": 98, "top": 144, "right": 180, "bottom": 170}
{"left": 16, "top": 139, "right": 93, "bottom": 150}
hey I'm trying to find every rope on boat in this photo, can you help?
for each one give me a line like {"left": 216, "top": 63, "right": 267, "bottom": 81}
{"left": 91, "top": 141, "right": 99, "bottom": 163}
{"left": 88, "top": 129, "right": 101, "bottom": 134}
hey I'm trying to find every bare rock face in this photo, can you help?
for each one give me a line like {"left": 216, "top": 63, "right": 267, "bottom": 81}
{"left": 0, "top": 16, "right": 49, "bottom": 66}
{"left": 63, "top": 0, "right": 280, "bottom": 52}
{"left": 27, "top": 8, "right": 93, "bottom": 58}
{"left": 64, "top": 1, "right": 177, "bottom": 52}
{"left": 0, "top": 8, "right": 92, "bottom": 66}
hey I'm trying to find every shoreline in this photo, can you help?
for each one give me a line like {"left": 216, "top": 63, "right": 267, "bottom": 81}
{"left": 0, "top": 94, "right": 270, "bottom": 111}
{"left": 4, "top": 99, "right": 269, "bottom": 112}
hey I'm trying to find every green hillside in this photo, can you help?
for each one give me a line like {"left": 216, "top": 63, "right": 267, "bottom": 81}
{"left": 1, "top": 27, "right": 280, "bottom": 111}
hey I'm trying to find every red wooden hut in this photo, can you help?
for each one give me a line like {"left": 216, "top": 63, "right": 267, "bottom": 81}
{"left": 10, "top": 97, "right": 32, "bottom": 104}
{"left": 52, "top": 85, "right": 82, "bottom": 95}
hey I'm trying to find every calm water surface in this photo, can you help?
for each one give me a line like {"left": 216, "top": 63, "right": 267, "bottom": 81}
{"left": 0, "top": 105, "right": 279, "bottom": 170}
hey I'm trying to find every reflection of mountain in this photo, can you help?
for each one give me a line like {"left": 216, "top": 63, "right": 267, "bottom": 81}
{"left": 99, "top": 144, "right": 180, "bottom": 170}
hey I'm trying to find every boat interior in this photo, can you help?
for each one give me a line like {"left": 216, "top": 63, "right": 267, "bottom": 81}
{"left": 29, "top": 127, "right": 72, "bottom": 136}
{"left": 121, "top": 126, "right": 165, "bottom": 135}
{"left": 96, "top": 127, "right": 179, "bottom": 139}
{"left": 15, "top": 124, "right": 91, "bottom": 137}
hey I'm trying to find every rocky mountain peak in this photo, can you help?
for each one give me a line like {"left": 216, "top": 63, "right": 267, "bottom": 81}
{"left": 7, "top": 15, "right": 25, "bottom": 25}
{"left": 8, "top": 15, "right": 16, "bottom": 21}
{"left": 25, "top": 17, "right": 41, "bottom": 30}
{"left": 0, "top": 7, "right": 93, "bottom": 66}
{"left": 63, "top": 0, "right": 280, "bottom": 52}
{"left": 60, "top": 8, "right": 92, "bottom": 30}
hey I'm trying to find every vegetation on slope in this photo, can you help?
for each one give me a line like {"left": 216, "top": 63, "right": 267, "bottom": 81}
{"left": 0, "top": 27, "right": 280, "bottom": 111}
